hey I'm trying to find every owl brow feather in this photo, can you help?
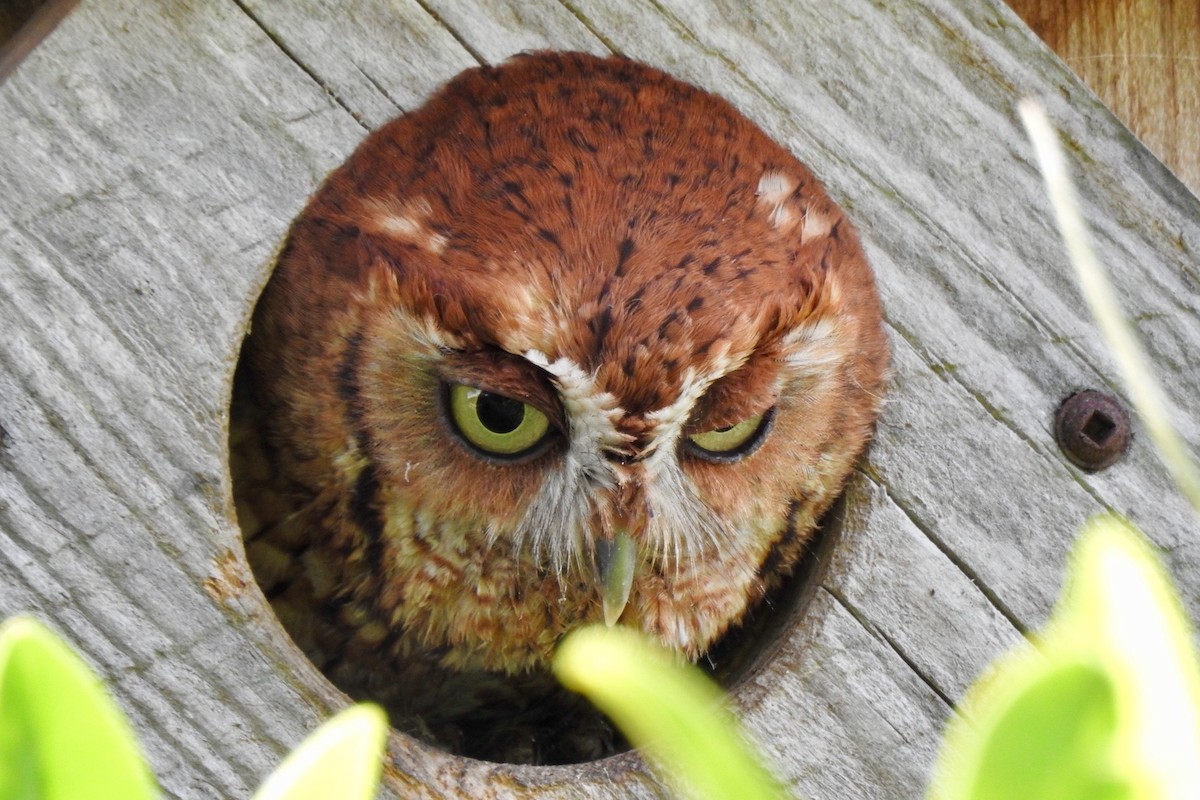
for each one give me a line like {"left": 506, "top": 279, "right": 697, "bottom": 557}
{"left": 494, "top": 352, "right": 626, "bottom": 576}
{"left": 633, "top": 348, "right": 765, "bottom": 574}
{"left": 499, "top": 344, "right": 768, "bottom": 578}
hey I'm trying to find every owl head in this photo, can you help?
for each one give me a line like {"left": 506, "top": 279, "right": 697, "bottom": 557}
{"left": 240, "top": 52, "right": 888, "bottom": 681}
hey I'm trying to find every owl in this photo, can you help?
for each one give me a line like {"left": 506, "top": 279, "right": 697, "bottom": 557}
{"left": 232, "top": 51, "right": 888, "bottom": 762}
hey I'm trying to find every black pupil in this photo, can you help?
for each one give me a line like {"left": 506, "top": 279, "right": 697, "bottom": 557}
{"left": 477, "top": 392, "right": 525, "bottom": 434}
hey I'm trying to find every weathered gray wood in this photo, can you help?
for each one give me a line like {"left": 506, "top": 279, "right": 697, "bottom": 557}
{"left": 418, "top": 1, "right": 608, "bottom": 62}
{"left": 1, "top": 1, "right": 1198, "bottom": 799}
{"left": 740, "top": 589, "right": 949, "bottom": 800}
{"left": 235, "top": 0, "right": 475, "bottom": 129}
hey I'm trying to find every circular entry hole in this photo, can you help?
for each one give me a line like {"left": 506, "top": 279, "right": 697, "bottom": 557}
{"left": 222, "top": 49, "right": 885, "bottom": 773}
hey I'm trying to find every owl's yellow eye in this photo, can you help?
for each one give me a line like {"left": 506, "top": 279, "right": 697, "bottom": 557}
{"left": 686, "top": 412, "right": 770, "bottom": 460}
{"left": 447, "top": 384, "right": 552, "bottom": 458}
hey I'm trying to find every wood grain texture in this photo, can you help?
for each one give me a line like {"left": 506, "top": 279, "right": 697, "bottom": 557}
{"left": 1, "top": 1, "right": 1198, "bottom": 798}
{"left": 1007, "top": 0, "right": 1200, "bottom": 195}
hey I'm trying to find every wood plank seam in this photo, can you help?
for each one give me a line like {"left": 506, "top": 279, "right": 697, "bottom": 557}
{"left": 410, "top": 0, "right": 489, "bottom": 66}
{"left": 884, "top": 301, "right": 1135, "bottom": 485}
{"left": 557, "top": 0, "right": 624, "bottom": 55}
{"left": 823, "top": 584, "right": 957, "bottom": 709}
{"left": 228, "top": 0, "right": 370, "bottom": 132}
{"left": 885, "top": 310, "right": 1127, "bottom": 517}
{"left": 859, "top": 468, "right": 1027, "bottom": 636}
{"left": 350, "top": 62, "right": 407, "bottom": 115}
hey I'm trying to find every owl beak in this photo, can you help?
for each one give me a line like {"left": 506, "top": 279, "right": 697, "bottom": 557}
{"left": 596, "top": 531, "right": 635, "bottom": 627}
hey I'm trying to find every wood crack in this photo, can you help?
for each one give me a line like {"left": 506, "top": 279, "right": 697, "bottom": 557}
{"left": 824, "top": 586, "right": 957, "bottom": 709}
{"left": 410, "top": 0, "right": 487, "bottom": 66}
{"left": 884, "top": 315, "right": 1121, "bottom": 513}
{"left": 226, "top": 0, "right": 369, "bottom": 132}
{"left": 350, "top": 60, "right": 406, "bottom": 115}
{"left": 859, "top": 466, "right": 1028, "bottom": 637}
{"left": 556, "top": 0, "right": 623, "bottom": 56}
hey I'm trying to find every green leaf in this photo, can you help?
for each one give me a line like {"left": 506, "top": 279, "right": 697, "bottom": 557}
{"left": 930, "top": 653, "right": 1127, "bottom": 800}
{"left": 929, "top": 518, "right": 1200, "bottom": 800}
{"left": 554, "top": 625, "right": 786, "bottom": 800}
{"left": 0, "top": 616, "right": 156, "bottom": 800}
{"left": 252, "top": 704, "right": 387, "bottom": 800}
{"left": 1056, "top": 516, "right": 1200, "bottom": 796}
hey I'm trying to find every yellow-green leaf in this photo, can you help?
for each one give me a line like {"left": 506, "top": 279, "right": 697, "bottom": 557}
{"left": 1055, "top": 516, "right": 1200, "bottom": 797}
{"left": 252, "top": 704, "right": 387, "bottom": 800}
{"left": 0, "top": 616, "right": 156, "bottom": 800}
{"left": 929, "top": 519, "right": 1200, "bottom": 800}
{"left": 929, "top": 651, "right": 1127, "bottom": 800}
{"left": 554, "top": 625, "right": 785, "bottom": 800}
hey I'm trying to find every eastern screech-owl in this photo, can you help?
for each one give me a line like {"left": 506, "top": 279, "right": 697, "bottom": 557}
{"left": 232, "top": 51, "right": 888, "bottom": 763}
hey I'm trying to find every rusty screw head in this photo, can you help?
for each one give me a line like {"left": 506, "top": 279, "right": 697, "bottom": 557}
{"left": 1054, "top": 390, "right": 1131, "bottom": 472}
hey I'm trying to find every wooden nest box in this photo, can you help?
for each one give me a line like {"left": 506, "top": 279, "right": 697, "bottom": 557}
{"left": 1, "top": 2, "right": 1197, "bottom": 798}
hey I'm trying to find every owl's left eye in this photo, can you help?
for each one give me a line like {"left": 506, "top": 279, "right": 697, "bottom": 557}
{"left": 685, "top": 410, "right": 773, "bottom": 461}
{"left": 446, "top": 384, "right": 554, "bottom": 459}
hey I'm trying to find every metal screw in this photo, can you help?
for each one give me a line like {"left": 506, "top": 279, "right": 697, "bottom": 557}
{"left": 1054, "top": 390, "right": 1131, "bottom": 472}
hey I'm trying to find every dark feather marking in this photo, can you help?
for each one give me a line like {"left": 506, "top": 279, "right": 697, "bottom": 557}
{"left": 334, "top": 328, "right": 386, "bottom": 561}
{"left": 615, "top": 237, "right": 635, "bottom": 277}
{"left": 591, "top": 307, "right": 614, "bottom": 345}
{"left": 566, "top": 126, "right": 599, "bottom": 153}
{"left": 756, "top": 499, "right": 805, "bottom": 584}
{"left": 335, "top": 331, "right": 364, "bottom": 411}
{"left": 349, "top": 461, "right": 386, "bottom": 564}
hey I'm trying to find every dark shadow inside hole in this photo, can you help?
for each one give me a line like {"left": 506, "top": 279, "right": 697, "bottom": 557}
{"left": 704, "top": 492, "right": 843, "bottom": 688}
{"left": 231, "top": 353, "right": 842, "bottom": 766}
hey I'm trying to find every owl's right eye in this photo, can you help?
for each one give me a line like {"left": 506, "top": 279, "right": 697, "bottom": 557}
{"left": 446, "top": 384, "right": 554, "bottom": 459}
